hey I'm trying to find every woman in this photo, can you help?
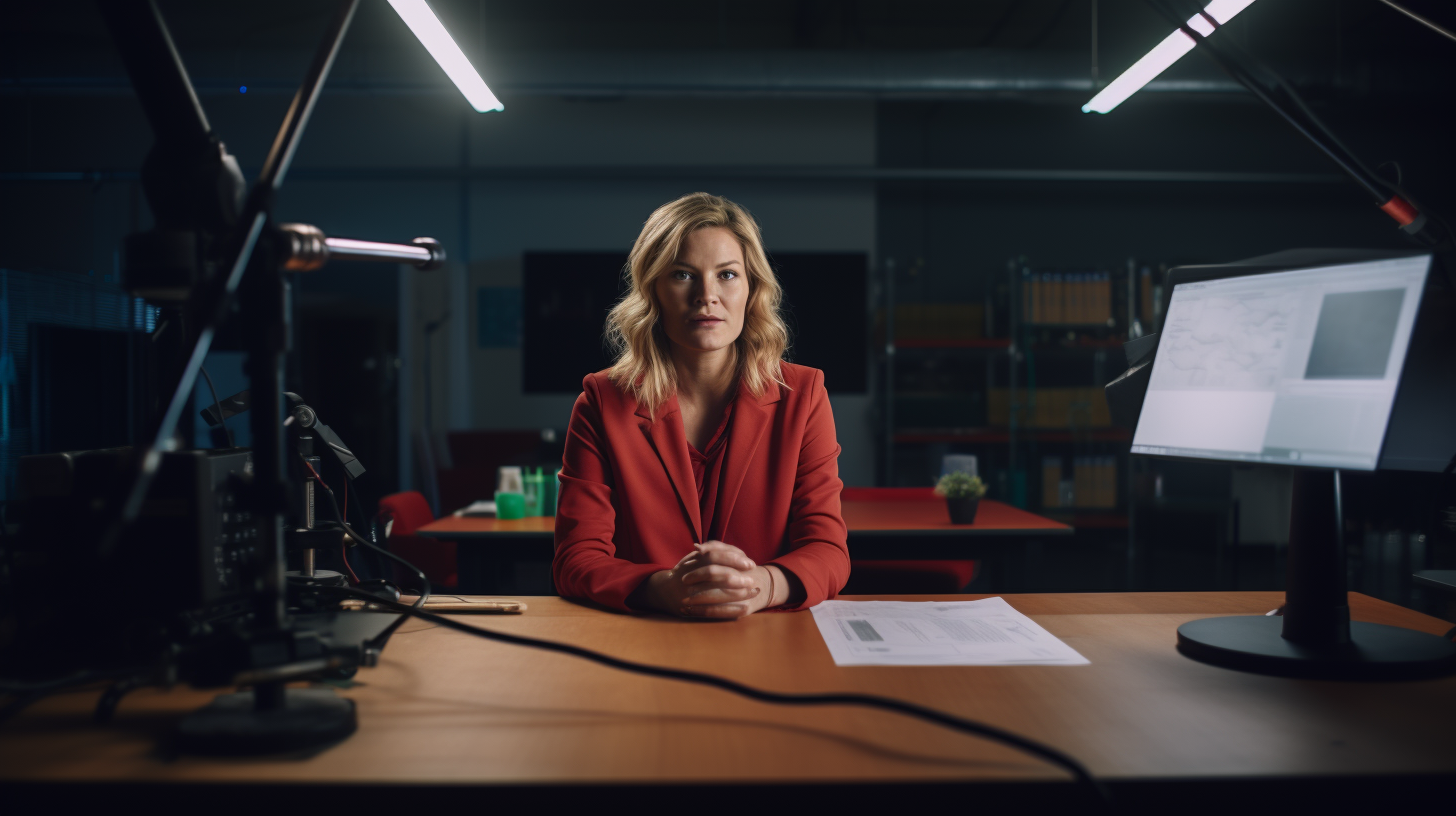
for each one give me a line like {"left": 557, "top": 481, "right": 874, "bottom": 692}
{"left": 553, "top": 193, "right": 850, "bottom": 618}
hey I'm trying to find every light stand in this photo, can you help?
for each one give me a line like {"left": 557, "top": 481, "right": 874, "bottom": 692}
{"left": 1145, "top": 0, "right": 1451, "bottom": 250}
{"left": 98, "top": 0, "right": 445, "bottom": 754}
{"left": 1177, "top": 469, "right": 1456, "bottom": 679}
{"left": 174, "top": 0, "right": 362, "bottom": 754}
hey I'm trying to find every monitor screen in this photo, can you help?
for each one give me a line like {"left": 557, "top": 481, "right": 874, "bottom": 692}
{"left": 1131, "top": 254, "right": 1431, "bottom": 470}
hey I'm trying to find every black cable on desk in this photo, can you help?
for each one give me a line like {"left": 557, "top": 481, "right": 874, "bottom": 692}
{"left": 0, "top": 669, "right": 143, "bottom": 727}
{"left": 308, "top": 471, "right": 429, "bottom": 654}
{"left": 341, "top": 589, "right": 1112, "bottom": 810}
{"left": 299, "top": 453, "right": 430, "bottom": 607}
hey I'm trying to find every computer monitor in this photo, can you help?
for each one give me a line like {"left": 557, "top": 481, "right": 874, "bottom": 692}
{"left": 1131, "top": 254, "right": 1430, "bottom": 471}
{"left": 1128, "top": 250, "right": 1456, "bottom": 680}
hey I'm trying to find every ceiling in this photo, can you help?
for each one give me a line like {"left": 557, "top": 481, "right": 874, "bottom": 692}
{"left": 2, "top": 0, "right": 1452, "bottom": 101}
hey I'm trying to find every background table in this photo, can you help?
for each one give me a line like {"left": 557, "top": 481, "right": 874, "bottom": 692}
{"left": 415, "top": 514, "right": 552, "bottom": 593}
{"left": 419, "top": 488, "right": 1071, "bottom": 593}
{"left": 5, "top": 592, "right": 1454, "bottom": 810}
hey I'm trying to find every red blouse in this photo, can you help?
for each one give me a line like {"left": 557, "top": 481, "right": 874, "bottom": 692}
{"left": 552, "top": 363, "right": 850, "bottom": 611}
{"left": 689, "top": 399, "right": 734, "bottom": 541}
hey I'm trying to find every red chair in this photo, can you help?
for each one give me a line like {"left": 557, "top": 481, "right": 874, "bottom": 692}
{"left": 378, "top": 490, "right": 457, "bottom": 589}
{"left": 841, "top": 487, "right": 978, "bottom": 594}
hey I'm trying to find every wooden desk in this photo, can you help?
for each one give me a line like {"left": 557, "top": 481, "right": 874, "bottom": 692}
{"left": 839, "top": 488, "right": 1070, "bottom": 559}
{"left": 418, "top": 489, "right": 1071, "bottom": 592}
{"left": 416, "top": 513, "right": 554, "bottom": 540}
{"left": 416, "top": 514, "right": 550, "bottom": 593}
{"left": 5, "top": 592, "right": 1454, "bottom": 808}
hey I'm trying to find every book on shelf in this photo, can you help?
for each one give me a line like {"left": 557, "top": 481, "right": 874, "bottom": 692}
{"left": 1021, "top": 270, "right": 1114, "bottom": 326}
{"left": 1072, "top": 456, "right": 1118, "bottom": 508}
{"left": 1040, "top": 456, "right": 1119, "bottom": 510}
{"left": 1052, "top": 273, "right": 1066, "bottom": 324}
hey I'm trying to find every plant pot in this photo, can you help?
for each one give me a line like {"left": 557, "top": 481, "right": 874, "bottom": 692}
{"left": 946, "top": 497, "right": 980, "bottom": 525}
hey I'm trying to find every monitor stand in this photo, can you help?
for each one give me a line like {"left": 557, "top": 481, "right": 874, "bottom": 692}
{"left": 1176, "top": 469, "right": 1456, "bottom": 680}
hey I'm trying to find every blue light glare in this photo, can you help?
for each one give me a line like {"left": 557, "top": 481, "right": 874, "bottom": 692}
{"left": 239, "top": 85, "right": 248, "bottom": 94}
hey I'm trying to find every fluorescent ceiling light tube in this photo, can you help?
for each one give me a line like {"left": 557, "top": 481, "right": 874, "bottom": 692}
{"left": 388, "top": 0, "right": 503, "bottom": 112}
{"left": 1082, "top": 0, "right": 1258, "bottom": 114}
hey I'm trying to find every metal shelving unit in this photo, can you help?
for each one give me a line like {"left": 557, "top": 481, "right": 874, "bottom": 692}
{"left": 878, "top": 257, "right": 1147, "bottom": 529}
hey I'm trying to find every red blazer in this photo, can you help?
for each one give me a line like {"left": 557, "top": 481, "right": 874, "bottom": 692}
{"left": 553, "top": 363, "right": 850, "bottom": 611}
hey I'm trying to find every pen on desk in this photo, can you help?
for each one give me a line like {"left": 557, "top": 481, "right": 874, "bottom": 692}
{"left": 341, "top": 597, "right": 527, "bottom": 614}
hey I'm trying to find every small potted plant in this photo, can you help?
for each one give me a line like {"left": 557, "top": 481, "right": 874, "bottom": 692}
{"left": 934, "top": 472, "right": 987, "bottom": 525}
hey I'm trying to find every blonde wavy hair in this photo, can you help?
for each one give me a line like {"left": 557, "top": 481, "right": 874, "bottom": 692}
{"left": 605, "top": 193, "right": 790, "bottom": 409}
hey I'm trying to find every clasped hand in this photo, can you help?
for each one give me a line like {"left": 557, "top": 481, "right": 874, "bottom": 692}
{"left": 638, "top": 541, "right": 780, "bottom": 619}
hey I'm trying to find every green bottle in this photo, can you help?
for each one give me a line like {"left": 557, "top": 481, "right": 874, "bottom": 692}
{"left": 522, "top": 467, "right": 545, "bottom": 517}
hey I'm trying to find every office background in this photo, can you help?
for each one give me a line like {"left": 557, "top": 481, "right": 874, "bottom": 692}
{"left": 3, "top": 0, "right": 1454, "bottom": 608}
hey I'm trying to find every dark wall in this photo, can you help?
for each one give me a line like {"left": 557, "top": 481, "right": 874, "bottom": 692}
{"left": 291, "top": 262, "right": 402, "bottom": 497}
{"left": 875, "top": 95, "right": 1450, "bottom": 304}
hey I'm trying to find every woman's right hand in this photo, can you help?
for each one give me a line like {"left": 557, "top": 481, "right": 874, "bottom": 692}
{"left": 636, "top": 541, "right": 762, "bottom": 619}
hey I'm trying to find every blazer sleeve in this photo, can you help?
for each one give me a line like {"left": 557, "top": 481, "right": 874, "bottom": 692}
{"left": 768, "top": 369, "right": 851, "bottom": 609}
{"left": 552, "top": 377, "right": 662, "bottom": 611}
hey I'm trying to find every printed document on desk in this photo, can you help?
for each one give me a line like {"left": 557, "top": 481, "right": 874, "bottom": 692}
{"left": 810, "top": 597, "right": 1089, "bottom": 666}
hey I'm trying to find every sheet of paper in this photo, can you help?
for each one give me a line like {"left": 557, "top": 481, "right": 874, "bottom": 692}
{"left": 456, "top": 500, "right": 497, "bottom": 517}
{"left": 810, "top": 597, "right": 1089, "bottom": 667}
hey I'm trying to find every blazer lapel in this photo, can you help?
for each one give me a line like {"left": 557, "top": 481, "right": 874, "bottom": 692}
{"left": 715, "top": 382, "right": 782, "bottom": 535}
{"left": 636, "top": 393, "right": 703, "bottom": 544}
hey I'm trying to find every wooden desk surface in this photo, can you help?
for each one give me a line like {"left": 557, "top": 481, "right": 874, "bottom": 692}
{"left": 418, "top": 490, "right": 1069, "bottom": 540}
{"left": 4, "top": 592, "right": 1454, "bottom": 788}
{"left": 840, "top": 494, "right": 1070, "bottom": 536}
{"left": 417, "top": 513, "right": 555, "bottom": 538}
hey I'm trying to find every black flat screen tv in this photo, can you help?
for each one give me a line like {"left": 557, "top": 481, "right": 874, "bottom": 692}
{"left": 522, "top": 251, "right": 868, "bottom": 395}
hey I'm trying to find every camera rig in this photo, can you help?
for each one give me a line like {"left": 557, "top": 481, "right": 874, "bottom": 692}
{"left": 3, "top": 0, "right": 445, "bottom": 754}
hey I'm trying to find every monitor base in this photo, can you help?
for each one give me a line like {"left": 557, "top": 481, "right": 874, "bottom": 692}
{"left": 1177, "top": 615, "right": 1456, "bottom": 680}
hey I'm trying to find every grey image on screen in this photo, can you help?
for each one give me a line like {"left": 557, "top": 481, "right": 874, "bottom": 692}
{"left": 1303, "top": 289, "right": 1406, "bottom": 379}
